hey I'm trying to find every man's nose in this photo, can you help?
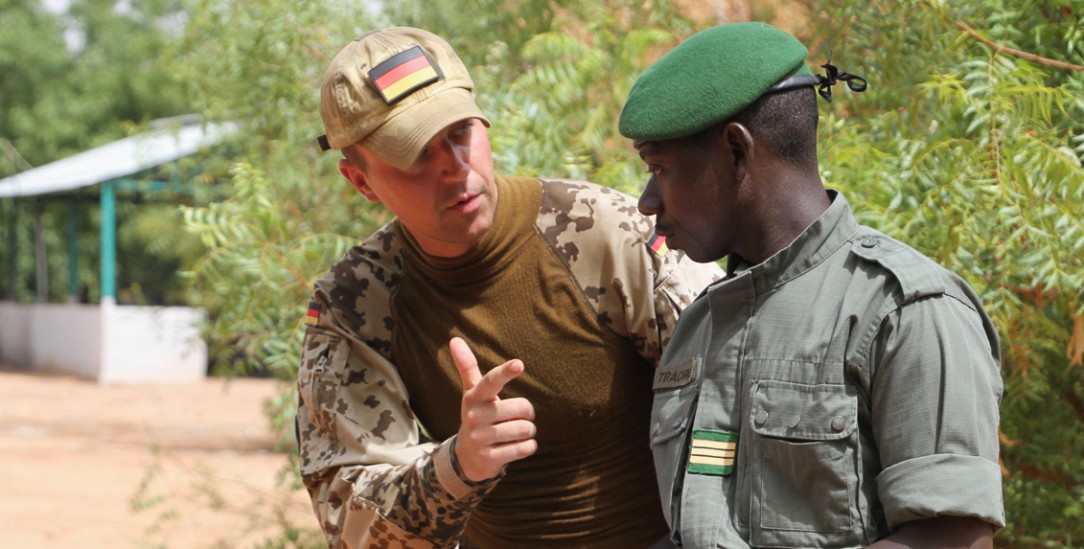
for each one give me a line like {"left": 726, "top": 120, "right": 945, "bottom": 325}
{"left": 434, "top": 138, "right": 470, "bottom": 182}
{"left": 638, "top": 178, "right": 661, "bottom": 216}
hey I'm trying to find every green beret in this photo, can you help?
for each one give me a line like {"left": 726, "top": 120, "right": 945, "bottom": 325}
{"left": 619, "top": 22, "right": 813, "bottom": 141}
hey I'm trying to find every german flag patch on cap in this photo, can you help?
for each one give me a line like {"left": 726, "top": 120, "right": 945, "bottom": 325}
{"left": 688, "top": 429, "right": 737, "bottom": 476}
{"left": 369, "top": 45, "right": 442, "bottom": 104}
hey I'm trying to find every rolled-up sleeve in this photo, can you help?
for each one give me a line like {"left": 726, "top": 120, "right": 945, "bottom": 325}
{"left": 869, "top": 291, "right": 1005, "bottom": 530}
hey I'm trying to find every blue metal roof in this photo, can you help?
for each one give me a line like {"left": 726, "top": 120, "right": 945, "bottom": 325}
{"left": 0, "top": 116, "right": 237, "bottom": 198}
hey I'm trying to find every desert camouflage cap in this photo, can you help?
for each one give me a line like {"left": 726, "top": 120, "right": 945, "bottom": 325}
{"left": 317, "top": 27, "right": 490, "bottom": 169}
{"left": 620, "top": 22, "right": 820, "bottom": 141}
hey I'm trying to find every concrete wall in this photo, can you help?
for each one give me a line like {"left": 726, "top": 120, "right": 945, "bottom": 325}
{"left": 0, "top": 302, "right": 206, "bottom": 384}
{"left": 0, "top": 303, "right": 35, "bottom": 369}
{"left": 100, "top": 305, "right": 207, "bottom": 384}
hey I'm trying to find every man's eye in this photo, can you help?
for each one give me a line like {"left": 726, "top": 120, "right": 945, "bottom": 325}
{"left": 454, "top": 123, "right": 472, "bottom": 137}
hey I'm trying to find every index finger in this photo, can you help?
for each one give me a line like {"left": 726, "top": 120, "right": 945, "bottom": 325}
{"left": 449, "top": 337, "right": 483, "bottom": 392}
{"left": 470, "top": 358, "right": 525, "bottom": 403}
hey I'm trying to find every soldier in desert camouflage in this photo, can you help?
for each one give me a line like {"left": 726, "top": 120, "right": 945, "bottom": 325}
{"left": 297, "top": 27, "right": 722, "bottom": 548}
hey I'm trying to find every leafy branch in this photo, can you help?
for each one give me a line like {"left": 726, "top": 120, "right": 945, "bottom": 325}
{"left": 956, "top": 20, "right": 1084, "bottom": 72}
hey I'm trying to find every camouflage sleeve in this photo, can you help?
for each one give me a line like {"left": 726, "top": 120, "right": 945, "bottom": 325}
{"left": 297, "top": 234, "right": 500, "bottom": 548}
{"left": 642, "top": 235, "right": 723, "bottom": 358}
{"left": 536, "top": 178, "right": 723, "bottom": 365}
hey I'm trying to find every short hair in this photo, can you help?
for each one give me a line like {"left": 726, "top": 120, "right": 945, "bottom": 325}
{"left": 731, "top": 86, "right": 819, "bottom": 167}
{"left": 342, "top": 143, "right": 368, "bottom": 172}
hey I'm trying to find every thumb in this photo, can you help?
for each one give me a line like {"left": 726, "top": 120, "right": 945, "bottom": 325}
{"left": 449, "top": 337, "right": 483, "bottom": 392}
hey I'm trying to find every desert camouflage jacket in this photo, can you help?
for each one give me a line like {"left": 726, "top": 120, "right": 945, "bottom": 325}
{"left": 296, "top": 176, "right": 722, "bottom": 548}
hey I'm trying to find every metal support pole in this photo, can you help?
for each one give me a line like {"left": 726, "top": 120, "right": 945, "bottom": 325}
{"left": 34, "top": 200, "right": 47, "bottom": 303}
{"left": 68, "top": 197, "right": 79, "bottom": 302}
{"left": 4, "top": 199, "right": 16, "bottom": 300}
{"left": 100, "top": 180, "right": 116, "bottom": 302}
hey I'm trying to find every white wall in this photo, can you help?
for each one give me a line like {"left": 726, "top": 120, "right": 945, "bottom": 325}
{"left": 0, "top": 303, "right": 35, "bottom": 368}
{"left": 100, "top": 304, "right": 207, "bottom": 384}
{"left": 34, "top": 303, "right": 103, "bottom": 378}
{"left": 0, "top": 302, "right": 206, "bottom": 384}
{"left": 0, "top": 303, "right": 101, "bottom": 378}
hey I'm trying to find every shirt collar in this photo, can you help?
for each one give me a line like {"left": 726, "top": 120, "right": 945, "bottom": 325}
{"left": 728, "top": 189, "right": 860, "bottom": 293}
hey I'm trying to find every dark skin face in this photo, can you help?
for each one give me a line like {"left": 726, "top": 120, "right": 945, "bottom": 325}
{"left": 636, "top": 121, "right": 829, "bottom": 266}
{"left": 635, "top": 128, "right": 742, "bottom": 263}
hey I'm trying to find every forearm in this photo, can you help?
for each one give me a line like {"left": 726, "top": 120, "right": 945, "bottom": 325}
{"left": 306, "top": 437, "right": 499, "bottom": 548}
{"left": 866, "top": 516, "right": 994, "bottom": 549}
{"left": 298, "top": 321, "right": 496, "bottom": 546}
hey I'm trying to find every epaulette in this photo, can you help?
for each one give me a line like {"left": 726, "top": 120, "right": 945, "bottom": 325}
{"left": 849, "top": 227, "right": 946, "bottom": 304}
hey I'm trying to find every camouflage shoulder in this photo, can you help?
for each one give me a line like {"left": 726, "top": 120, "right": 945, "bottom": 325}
{"left": 309, "top": 223, "right": 404, "bottom": 361}
{"left": 535, "top": 178, "right": 653, "bottom": 267}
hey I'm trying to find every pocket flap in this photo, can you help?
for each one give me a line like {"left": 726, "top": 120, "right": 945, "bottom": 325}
{"left": 651, "top": 382, "right": 698, "bottom": 446}
{"left": 749, "top": 380, "right": 856, "bottom": 441}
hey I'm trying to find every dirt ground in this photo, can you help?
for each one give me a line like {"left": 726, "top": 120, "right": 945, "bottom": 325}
{"left": 0, "top": 365, "right": 320, "bottom": 548}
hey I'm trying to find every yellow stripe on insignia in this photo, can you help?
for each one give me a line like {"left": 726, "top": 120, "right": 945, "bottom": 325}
{"left": 692, "top": 439, "right": 737, "bottom": 450}
{"left": 689, "top": 455, "right": 735, "bottom": 467}
{"left": 380, "top": 66, "right": 439, "bottom": 103}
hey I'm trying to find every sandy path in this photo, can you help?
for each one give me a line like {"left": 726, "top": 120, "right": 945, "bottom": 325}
{"left": 0, "top": 367, "right": 320, "bottom": 548}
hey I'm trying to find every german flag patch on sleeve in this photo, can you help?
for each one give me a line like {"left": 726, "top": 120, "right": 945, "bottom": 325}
{"left": 648, "top": 233, "right": 668, "bottom": 257}
{"left": 369, "top": 45, "right": 442, "bottom": 104}
{"left": 304, "top": 300, "right": 321, "bottom": 326}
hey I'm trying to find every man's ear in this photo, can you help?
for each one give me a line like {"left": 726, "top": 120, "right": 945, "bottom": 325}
{"left": 721, "top": 122, "right": 755, "bottom": 182}
{"left": 338, "top": 158, "right": 380, "bottom": 203}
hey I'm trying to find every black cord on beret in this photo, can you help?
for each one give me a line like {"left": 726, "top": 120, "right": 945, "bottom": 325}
{"left": 816, "top": 53, "right": 867, "bottom": 101}
{"left": 767, "top": 52, "right": 868, "bottom": 102}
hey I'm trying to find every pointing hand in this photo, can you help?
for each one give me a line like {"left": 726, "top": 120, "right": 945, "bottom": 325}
{"left": 449, "top": 337, "right": 537, "bottom": 482}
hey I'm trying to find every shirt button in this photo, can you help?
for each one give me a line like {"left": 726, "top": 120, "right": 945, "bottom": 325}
{"left": 861, "top": 238, "right": 878, "bottom": 248}
{"left": 788, "top": 415, "right": 801, "bottom": 428}
{"left": 755, "top": 410, "right": 769, "bottom": 426}
{"left": 831, "top": 416, "right": 847, "bottom": 431}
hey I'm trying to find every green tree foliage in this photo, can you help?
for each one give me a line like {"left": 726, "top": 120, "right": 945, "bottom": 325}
{"left": 0, "top": 0, "right": 200, "bottom": 305}
{"left": 176, "top": 0, "right": 1082, "bottom": 545}
{"left": 1, "top": 0, "right": 189, "bottom": 172}
{"left": 172, "top": 0, "right": 379, "bottom": 375}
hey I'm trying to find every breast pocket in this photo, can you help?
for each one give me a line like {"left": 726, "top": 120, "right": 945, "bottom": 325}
{"left": 749, "top": 379, "right": 861, "bottom": 548}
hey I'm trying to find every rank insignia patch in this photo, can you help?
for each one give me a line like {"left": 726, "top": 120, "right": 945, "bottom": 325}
{"left": 688, "top": 429, "right": 737, "bottom": 476}
{"left": 648, "top": 233, "right": 668, "bottom": 256}
{"left": 304, "top": 300, "right": 321, "bottom": 326}
{"left": 369, "top": 45, "right": 442, "bottom": 104}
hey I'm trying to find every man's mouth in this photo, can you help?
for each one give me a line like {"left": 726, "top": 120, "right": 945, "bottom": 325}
{"left": 448, "top": 192, "right": 481, "bottom": 212}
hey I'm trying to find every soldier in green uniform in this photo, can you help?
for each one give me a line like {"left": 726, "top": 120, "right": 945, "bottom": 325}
{"left": 296, "top": 27, "right": 722, "bottom": 548}
{"left": 619, "top": 22, "right": 1004, "bottom": 548}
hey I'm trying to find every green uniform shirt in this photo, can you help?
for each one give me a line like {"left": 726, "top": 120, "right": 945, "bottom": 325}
{"left": 651, "top": 191, "right": 1004, "bottom": 548}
